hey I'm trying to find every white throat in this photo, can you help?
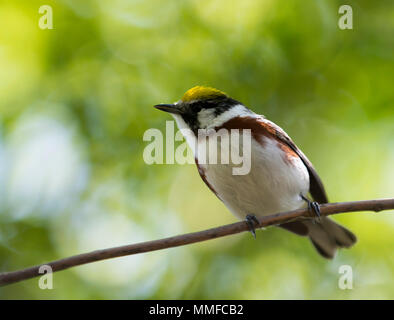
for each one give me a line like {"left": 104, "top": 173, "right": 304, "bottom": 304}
{"left": 171, "top": 104, "right": 256, "bottom": 155}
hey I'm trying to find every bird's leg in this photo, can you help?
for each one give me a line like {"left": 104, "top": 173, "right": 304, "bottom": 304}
{"left": 245, "top": 214, "right": 260, "bottom": 239}
{"left": 301, "top": 194, "right": 321, "bottom": 223}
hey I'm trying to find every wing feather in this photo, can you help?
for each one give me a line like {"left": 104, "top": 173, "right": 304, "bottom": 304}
{"left": 261, "top": 119, "right": 328, "bottom": 203}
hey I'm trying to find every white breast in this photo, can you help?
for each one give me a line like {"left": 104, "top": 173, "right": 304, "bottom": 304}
{"left": 195, "top": 129, "right": 310, "bottom": 220}
{"left": 172, "top": 111, "right": 310, "bottom": 220}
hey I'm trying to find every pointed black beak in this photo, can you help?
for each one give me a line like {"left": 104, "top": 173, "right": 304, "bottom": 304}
{"left": 154, "top": 104, "right": 182, "bottom": 115}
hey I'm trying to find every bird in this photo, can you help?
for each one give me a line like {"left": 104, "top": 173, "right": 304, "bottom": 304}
{"left": 154, "top": 86, "right": 357, "bottom": 259}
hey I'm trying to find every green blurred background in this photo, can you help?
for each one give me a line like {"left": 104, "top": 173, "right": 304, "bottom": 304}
{"left": 0, "top": 0, "right": 393, "bottom": 299}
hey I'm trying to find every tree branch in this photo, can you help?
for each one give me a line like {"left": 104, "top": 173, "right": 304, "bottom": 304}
{"left": 1, "top": 198, "right": 393, "bottom": 286}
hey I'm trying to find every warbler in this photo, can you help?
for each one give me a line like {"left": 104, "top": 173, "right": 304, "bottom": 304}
{"left": 154, "top": 86, "right": 356, "bottom": 259}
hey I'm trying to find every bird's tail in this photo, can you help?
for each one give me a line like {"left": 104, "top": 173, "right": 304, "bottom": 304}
{"left": 280, "top": 217, "right": 357, "bottom": 259}
{"left": 305, "top": 217, "right": 357, "bottom": 259}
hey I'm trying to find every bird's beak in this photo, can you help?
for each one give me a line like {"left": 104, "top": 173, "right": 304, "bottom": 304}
{"left": 154, "top": 103, "right": 182, "bottom": 115}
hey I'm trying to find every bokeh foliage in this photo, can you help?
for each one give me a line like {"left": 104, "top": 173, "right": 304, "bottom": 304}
{"left": 0, "top": 0, "right": 393, "bottom": 299}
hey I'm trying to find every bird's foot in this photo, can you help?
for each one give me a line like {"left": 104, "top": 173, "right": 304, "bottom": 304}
{"left": 301, "top": 194, "right": 321, "bottom": 223}
{"left": 245, "top": 214, "right": 260, "bottom": 239}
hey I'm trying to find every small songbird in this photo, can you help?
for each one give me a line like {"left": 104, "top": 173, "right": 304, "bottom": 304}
{"left": 154, "top": 86, "right": 357, "bottom": 259}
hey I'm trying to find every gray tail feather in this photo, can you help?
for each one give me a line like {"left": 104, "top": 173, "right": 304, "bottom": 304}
{"left": 280, "top": 217, "right": 357, "bottom": 259}
{"left": 305, "top": 217, "right": 357, "bottom": 259}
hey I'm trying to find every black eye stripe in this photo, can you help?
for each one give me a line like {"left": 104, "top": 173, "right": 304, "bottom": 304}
{"left": 180, "top": 97, "right": 241, "bottom": 133}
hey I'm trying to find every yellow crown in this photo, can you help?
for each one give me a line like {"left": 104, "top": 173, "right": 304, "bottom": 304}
{"left": 181, "top": 86, "right": 227, "bottom": 102}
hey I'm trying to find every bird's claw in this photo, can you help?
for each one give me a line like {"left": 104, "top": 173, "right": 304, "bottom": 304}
{"left": 245, "top": 214, "right": 259, "bottom": 239}
{"left": 301, "top": 194, "right": 321, "bottom": 223}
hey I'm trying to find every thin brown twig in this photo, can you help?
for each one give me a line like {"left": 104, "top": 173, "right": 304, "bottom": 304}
{"left": 0, "top": 198, "right": 393, "bottom": 287}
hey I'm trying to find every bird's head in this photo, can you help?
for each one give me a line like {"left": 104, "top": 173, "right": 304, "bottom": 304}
{"left": 154, "top": 86, "right": 249, "bottom": 133}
